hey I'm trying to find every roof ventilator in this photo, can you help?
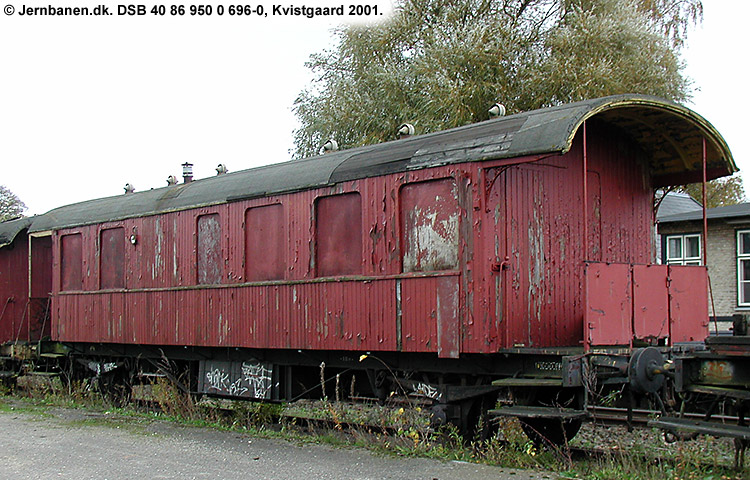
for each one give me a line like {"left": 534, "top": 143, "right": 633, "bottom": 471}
{"left": 124, "top": 183, "right": 135, "bottom": 194}
{"left": 216, "top": 164, "right": 228, "bottom": 175}
{"left": 182, "top": 162, "right": 194, "bottom": 183}
{"left": 489, "top": 103, "right": 506, "bottom": 118}
{"left": 397, "top": 123, "right": 415, "bottom": 139}
{"left": 321, "top": 139, "right": 338, "bottom": 154}
{"left": 166, "top": 175, "right": 178, "bottom": 186}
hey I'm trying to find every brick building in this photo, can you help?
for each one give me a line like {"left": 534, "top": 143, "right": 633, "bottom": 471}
{"left": 658, "top": 202, "right": 750, "bottom": 331}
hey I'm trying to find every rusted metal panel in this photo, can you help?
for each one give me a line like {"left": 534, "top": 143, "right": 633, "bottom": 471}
{"left": 584, "top": 262, "right": 632, "bottom": 346}
{"left": 197, "top": 214, "right": 223, "bottom": 285}
{"left": 100, "top": 227, "right": 125, "bottom": 289}
{"left": 315, "top": 193, "right": 362, "bottom": 276}
{"left": 244, "top": 204, "right": 285, "bottom": 281}
{"left": 632, "top": 264, "right": 669, "bottom": 341}
{"left": 400, "top": 178, "right": 459, "bottom": 272}
{"left": 669, "top": 265, "right": 709, "bottom": 343}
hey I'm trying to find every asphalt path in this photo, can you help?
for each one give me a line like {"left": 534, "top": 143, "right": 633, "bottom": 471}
{"left": 0, "top": 406, "right": 560, "bottom": 480}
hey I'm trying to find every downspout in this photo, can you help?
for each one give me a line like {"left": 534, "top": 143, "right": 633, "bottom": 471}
{"left": 702, "top": 137, "right": 708, "bottom": 266}
{"left": 702, "top": 137, "right": 718, "bottom": 334}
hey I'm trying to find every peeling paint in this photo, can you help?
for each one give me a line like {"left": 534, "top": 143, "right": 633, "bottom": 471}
{"left": 401, "top": 179, "right": 459, "bottom": 273}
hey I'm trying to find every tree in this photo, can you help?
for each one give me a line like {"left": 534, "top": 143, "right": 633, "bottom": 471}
{"left": 677, "top": 175, "right": 746, "bottom": 209}
{"left": 0, "top": 185, "right": 27, "bottom": 222}
{"left": 293, "top": 0, "right": 702, "bottom": 158}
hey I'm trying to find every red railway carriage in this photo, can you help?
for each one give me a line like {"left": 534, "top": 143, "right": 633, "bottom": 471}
{"left": 29, "top": 95, "right": 733, "bottom": 353}
{"left": 0, "top": 218, "right": 51, "bottom": 344}
{"left": 0, "top": 94, "right": 738, "bottom": 438}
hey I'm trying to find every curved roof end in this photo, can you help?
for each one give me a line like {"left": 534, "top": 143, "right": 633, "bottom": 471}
{"left": 0, "top": 217, "right": 32, "bottom": 249}
{"left": 567, "top": 95, "right": 737, "bottom": 187}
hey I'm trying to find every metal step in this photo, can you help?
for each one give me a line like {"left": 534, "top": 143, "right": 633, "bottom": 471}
{"left": 491, "top": 378, "right": 562, "bottom": 387}
{"left": 685, "top": 385, "right": 750, "bottom": 401}
{"left": 488, "top": 405, "right": 588, "bottom": 420}
{"left": 649, "top": 417, "right": 750, "bottom": 440}
{"left": 39, "top": 353, "right": 66, "bottom": 359}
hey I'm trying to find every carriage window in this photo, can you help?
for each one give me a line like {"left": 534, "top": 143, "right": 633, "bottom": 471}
{"left": 245, "top": 204, "right": 285, "bottom": 281}
{"left": 315, "top": 193, "right": 362, "bottom": 276}
{"left": 197, "top": 214, "right": 223, "bottom": 285}
{"left": 61, "top": 233, "right": 83, "bottom": 291}
{"left": 400, "top": 178, "right": 459, "bottom": 272}
{"left": 737, "top": 230, "right": 750, "bottom": 306}
{"left": 665, "top": 234, "right": 701, "bottom": 266}
{"left": 100, "top": 227, "right": 125, "bottom": 289}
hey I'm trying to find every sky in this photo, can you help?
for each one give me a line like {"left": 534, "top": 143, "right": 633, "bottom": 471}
{"left": 0, "top": 0, "right": 747, "bottom": 216}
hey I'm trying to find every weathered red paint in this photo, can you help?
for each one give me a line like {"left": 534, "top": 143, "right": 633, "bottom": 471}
{"left": 100, "top": 227, "right": 125, "bottom": 289}
{"left": 632, "top": 264, "right": 669, "bottom": 341}
{"left": 244, "top": 204, "right": 285, "bottom": 281}
{"left": 48, "top": 121, "right": 700, "bottom": 354}
{"left": 315, "top": 193, "right": 362, "bottom": 276}
{"left": 197, "top": 214, "right": 222, "bottom": 285}
{"left": 400, "top": 178, "right": 459, "bottom": 273}
{"left": 60, "top": 233, "right": 83, "bottom": 292}
{"left": 584, "top": 262, "right": 707, "bottom": 347}
{"left": 669, "top": 265, "right": 709, "bottom": 343}
{"left": 585, "top": 263, "right": 632, "bottom": 346}
{"left": 30, "top": 236, "right": 53, "bottom": 298}
{"left": 0, "top": 232, "right": 28, "bottom": 343}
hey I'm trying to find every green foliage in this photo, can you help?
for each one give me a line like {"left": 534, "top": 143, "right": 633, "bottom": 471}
{"left": 0, "top": 185, "right": 26, "bottom": 222}
{"left": 293, "top": 0, "right": 701, "bottom": 158}
{"left": 677, "top": 174, "right": 746, "bottom": 208}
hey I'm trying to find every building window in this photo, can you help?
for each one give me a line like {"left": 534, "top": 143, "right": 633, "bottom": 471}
{"left": 665, "top": 234, "right": 701, "bottom": 266}
{"left": 737, "top": 230, "right": 750, "bottom": 306}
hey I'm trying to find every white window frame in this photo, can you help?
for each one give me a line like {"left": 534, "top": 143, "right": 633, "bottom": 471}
{"left": 665, "top": 233, "right": 702, "bottom": 266}
{"left": 737, "top": 230, "right": 750, "bottom": 306}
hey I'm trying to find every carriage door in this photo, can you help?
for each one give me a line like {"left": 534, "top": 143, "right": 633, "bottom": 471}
{"left": 485, "top": 165, "right": 546, "bottom": 348}
{"left": 29, "top": 233, "right": 53, "bottom": 340}
{"left": 485, "top": 167, "right": 510, "bottom": 348}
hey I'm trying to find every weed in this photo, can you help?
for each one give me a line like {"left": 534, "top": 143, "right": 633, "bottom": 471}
{"left": 4, "top": 383, "right": 749, "bottom": 480}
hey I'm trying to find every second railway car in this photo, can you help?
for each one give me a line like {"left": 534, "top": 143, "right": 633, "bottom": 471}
{"left": 0, "top": 94, "right": 738, "bottom": 439}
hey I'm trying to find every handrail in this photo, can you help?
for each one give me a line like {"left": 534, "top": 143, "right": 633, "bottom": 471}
{"left": 14, "top": 299, "right": 29, "bottom": 343}
{"left": 0, "top": 297, "right": 13, "bottom": 328}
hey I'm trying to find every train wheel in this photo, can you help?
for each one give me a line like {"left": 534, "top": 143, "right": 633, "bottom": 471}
{"left": 519, "top": 416, "right": 582, "bottom": 447}
{"left": 462, "top": 392, "right": 500, "bottom": 442}
{"left": 515, "top": 387, "right": 583, "bottom": 447}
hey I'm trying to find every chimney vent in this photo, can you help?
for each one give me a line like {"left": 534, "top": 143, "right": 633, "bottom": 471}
{"left": 488, "top": 103, "right": 506, "bottom": 118}
{"left": 124, "top": 183, "right": 135, "bottom": 194}
{"left": 166, "top": 175, "right": 178, "bottom": 186}
{"left": 182, "top": 162, "right": 194, "bottom": 183}
{"left": 321, "top": 139, "right": 338, "bottom": 154}
{"left": 397, "top": 123, "right": 415, "bottom": 139}
{"left": 216, "top": 164, "right": 228, "bottom": 175}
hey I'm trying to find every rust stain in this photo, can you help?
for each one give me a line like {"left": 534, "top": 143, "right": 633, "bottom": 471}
{"left": 700, "top": 360, "right": 734, "bottom": 384}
